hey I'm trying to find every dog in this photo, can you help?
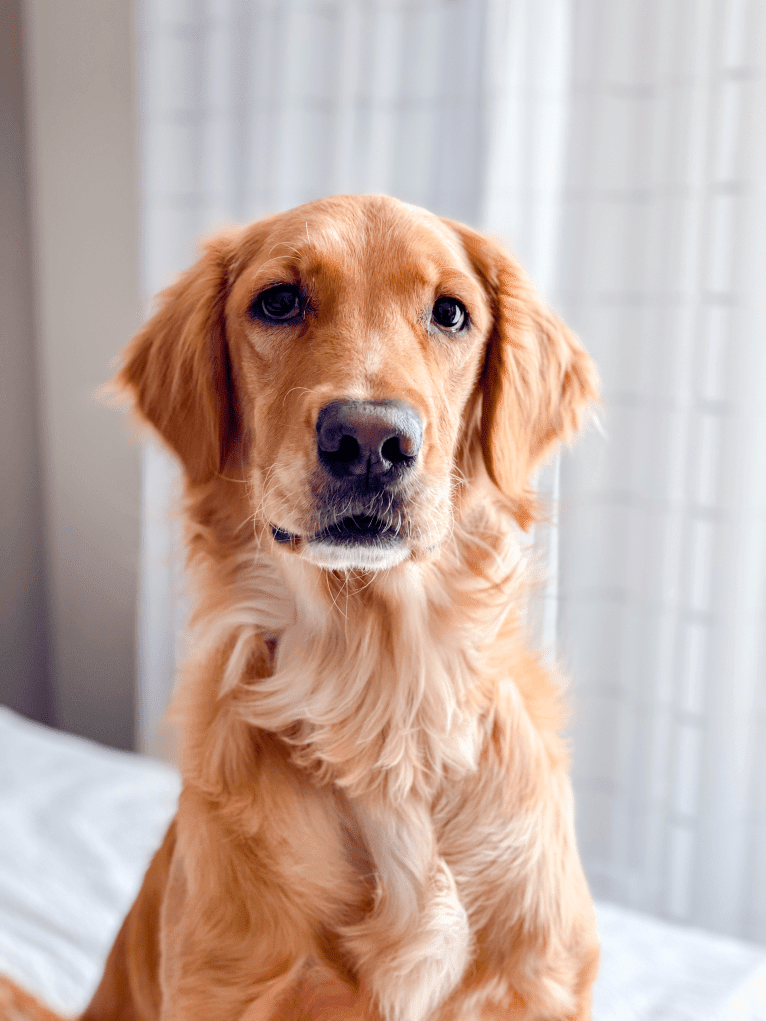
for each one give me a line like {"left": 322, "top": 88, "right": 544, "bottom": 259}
{"left": 1, "top": 195, "right": 600, "bottom": 1020}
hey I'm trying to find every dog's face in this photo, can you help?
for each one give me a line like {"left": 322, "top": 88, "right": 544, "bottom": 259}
{"left": 119, "top": 195, "right": 597, "bottom": 572}
{"left": 227, "top": 200, "right": 493, "bottom": 571}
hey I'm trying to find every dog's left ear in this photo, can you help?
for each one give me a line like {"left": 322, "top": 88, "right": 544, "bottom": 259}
{"left": 114, "top": 231, "right": 240, "bottom": 486}
{"left": 447, "top": 222, "right": 600, "bottom": 529}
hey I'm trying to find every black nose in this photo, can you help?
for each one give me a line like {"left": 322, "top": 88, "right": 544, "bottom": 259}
{"left": 316, "top": 399, "right": 423, "bottom": 481}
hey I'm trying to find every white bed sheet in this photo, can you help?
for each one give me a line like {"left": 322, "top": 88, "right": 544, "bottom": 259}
{"left": 1, "top": 706, "right": 765, "bottom": 1020}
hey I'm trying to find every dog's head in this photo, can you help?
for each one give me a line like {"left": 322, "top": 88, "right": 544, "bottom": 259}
{"left": 118, "top": 196, "right": 597, "bottom": 571}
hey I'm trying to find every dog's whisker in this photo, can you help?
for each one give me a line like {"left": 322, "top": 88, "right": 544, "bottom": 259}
{"left": 282, "top": 385, "right": 320, "bottom": 407}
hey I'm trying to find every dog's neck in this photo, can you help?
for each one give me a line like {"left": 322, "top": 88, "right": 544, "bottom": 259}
{"left": 182, "top": 488, "right": 528, "bottom": 805}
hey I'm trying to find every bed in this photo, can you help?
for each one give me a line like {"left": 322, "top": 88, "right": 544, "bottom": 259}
{"left": 1, "top": 706, "right": 765, "bottom": 1020}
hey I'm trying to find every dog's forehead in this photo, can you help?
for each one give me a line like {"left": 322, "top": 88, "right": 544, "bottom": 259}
{"left": 237, "top": 198, "right": 476, "bottom": 289}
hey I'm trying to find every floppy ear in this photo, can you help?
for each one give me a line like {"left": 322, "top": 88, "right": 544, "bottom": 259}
{"left": 448, "top": 223, "right": 599, "bottom": 529}
{"left": 115, "top": 233, "right": 239, "bottom": 486}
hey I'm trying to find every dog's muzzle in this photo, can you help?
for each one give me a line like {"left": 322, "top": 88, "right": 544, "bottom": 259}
{"left": 270, "top": 400, "right": 422, "bottom": 569}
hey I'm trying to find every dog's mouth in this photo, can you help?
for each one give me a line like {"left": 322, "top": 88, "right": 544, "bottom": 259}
{"left": 271, "top": 513, "right": 408, "bottom": 570}
{"left": 316, "top": 514, "right": 399, "bottom": 545}
{"left": 272, "top": 514, "right": 399, "bottom": 546}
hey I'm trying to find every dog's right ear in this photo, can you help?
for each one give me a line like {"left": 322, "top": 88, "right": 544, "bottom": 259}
{"left": 445, "top": 221, "right": 599, "bottom": 529}
{"left": 115, "top": 232, "right": 239, "bottom": 486}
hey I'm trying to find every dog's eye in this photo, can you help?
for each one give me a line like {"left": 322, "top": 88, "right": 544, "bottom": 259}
{"left": 253, "top": 285, "right": 302, "bottom": 321}
{"left": 431, "top": 297, "right": 467, "bottom": 333}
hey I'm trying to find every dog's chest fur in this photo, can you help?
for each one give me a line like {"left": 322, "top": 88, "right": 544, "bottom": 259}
{"left": 180, "top": 517, "right": 572, "bottom": 1020}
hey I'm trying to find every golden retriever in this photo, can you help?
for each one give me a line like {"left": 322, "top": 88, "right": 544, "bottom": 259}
{"left": 1, "top": 195, "right": 600, "bottom": 1020}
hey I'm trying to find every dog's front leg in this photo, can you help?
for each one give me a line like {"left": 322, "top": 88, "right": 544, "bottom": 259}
{"left": 81, "top": 816, "right": 301, "bottom": 1021}
{"left": 158, "top": 843, "right": 308, "bottom": 1021}
{"left": 342, "top": 798, "right": 472, "bottom": 1021}
{"left": 433, "top": 706, "right": 600, "bottom": 1021}
{"left": 155, "top": 781, "right": 340, "bottom": 1021}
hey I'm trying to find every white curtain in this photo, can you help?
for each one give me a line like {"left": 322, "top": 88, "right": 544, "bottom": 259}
{"left": 556, "top": 0, "right": 766, "bottom": 944}
{"left": 137, "top": 0, "right": 766, "bottom": 942}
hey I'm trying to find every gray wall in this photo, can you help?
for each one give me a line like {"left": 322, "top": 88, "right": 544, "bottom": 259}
{"left": 0, "top": 0, "right": 51, "bottom": 725}
{"left": 0, "top": 0, "right": 142, "bottom": 750}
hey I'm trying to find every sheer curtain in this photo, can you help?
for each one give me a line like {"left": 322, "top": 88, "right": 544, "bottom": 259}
{"left": 137, "top": 0, "right": 766, "bottom": 942}
{"left": 557, "top": 0, "right": 766, "bottom": 943}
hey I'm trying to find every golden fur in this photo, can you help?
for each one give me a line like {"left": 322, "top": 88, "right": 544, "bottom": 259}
{"left": 1, "top": 195, "right": 600, "bottom": 1020}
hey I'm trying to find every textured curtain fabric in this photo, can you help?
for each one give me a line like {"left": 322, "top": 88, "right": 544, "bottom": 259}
{"left": 557, "top": 0, "right": 766, "bottom": 943}
{"left": 138, "top": 0, "right": 766, "bottom": 942}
